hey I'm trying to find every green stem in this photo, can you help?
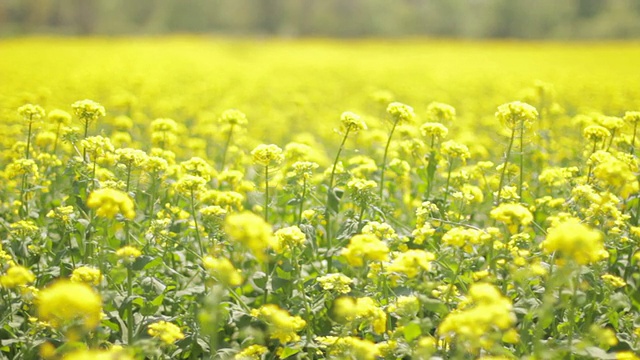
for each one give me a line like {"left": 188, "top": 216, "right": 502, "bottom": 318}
{"left": 519, "top": 120, "right": 525, "bottom": 200}
{"left": 82, "top": 118, "right": 90, "bottom": 160}
{"left": 25, "top": 117, "right": 33, "bottom": 159}
{"left": 191, "top": 190, "right": 205, "bottom": 257}
{"left": 379, "top": 119, "right": 399, "bottom": 201}
{"left": 326, "top": 128, "right": 350, "bottom": 273}
{"left": 425, "top": 136, "right": 437, "bottom": 201}
{"left": 53, "top": 122, "right": 61, "bottom": 154}
{"left": 442, "top": 158, "right": 454, "bottom": 208}
{"left": 297, "top": 178, "right": 307, "bottom": 227}
{"left": 264, "top": 165, "right": 270, "bottom": 223}
{"left": 496, "top": 127, "right": 516, "bottom": 206}
{"left": 357, "top": 206, "right": 366, "bottom": 230}
{"left": 127, "top": 265, "right": 134, "bottom": 345}
{"left": 567, "top": 274, "right": 578, "bottom": 359}
{"left": 586, "top": 140, "right": 597, "bottom": 185}
{"left": 631, "top": 121, "right": 638, "bottom": 155}
{"left": 220, "top": 124, "right": 234, "bottom": 171}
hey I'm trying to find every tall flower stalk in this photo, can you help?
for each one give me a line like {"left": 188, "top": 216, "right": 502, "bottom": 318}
{"left": 380, "top": 102, "right": 415, "bottom": 201}
{"left": 494, "top": 101, "right": 538, "bottom": 205}
{"left": 218, "top": 109, "right": 248, "bottom": 171}
{"left": 72, "top": 99, "right": 106, "bottom": 160}
{"left": 325, "top": 112, "right": 366, "bottom": 272}
{"left": 251, "top": 144, "right": 284, "bottom": 223}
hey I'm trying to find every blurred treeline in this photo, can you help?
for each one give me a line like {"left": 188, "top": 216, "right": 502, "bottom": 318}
{"left": 2, "top": 0, "right": 640, "bottom": 39}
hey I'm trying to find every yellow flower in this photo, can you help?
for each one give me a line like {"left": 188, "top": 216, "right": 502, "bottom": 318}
{"left": 583, "top": 125, "right": 611, "bottom": 142}
{"left": 616, "top": 351, "right": 640, "bottom": 360}
{"left": 48, "top": 109, "right": 72, "bottom": 125}
{"left": 316, "top": 336, "right": 380, "bottom": 360}
{"left": 495, "top": 101, "right": 538, "bottom": 129}
{"left": 420, "top": 122, "right": 449, "bottom": 141}
{"left": 387, "top": 249, "right": 435, "bottom": 278}
{"left": 426, "top": 101, "right": 456, "bottom": 122}
{"left": 116, "top": 246, "right": 142, "bottom": 263}
{"left": 341, "top": 234, "right": 389, "bottom": 267}
{"left": 219, "top": 109, "right": 248, "bottom": 126}
{"left": 387, "top": 102, "right": 415, "bottom": 123}
{"left": 18, "top": 103, "right": 45, "bottom": 123}
{"left": 340, "top": 111, "right": 367, "bottom": 133}
{"left": 38, "top": 280, "right": 102, "bottom": 331}
{"left": 624, "top": 111, "right": 640, "bottom": 124}
{"left": 224, "top": 211, "right": 273, "bottom": 261}
{"left": 440, "top": 140, "right": 470, "bottom": 161}
{"left": 72, "top": 99, "right": 106, "bottom": 124}
{"left": 334, "top": 296, "right": 387, "bottom": 334}
{"left": 442, "top": 227, "right": 484, "bottom": 251}
{"left": 438, "top": 283, "right": 515, "bottom": 352}
{"left": 272, "top": 226, "right": 306, "bottom": 253}
{"left": 388, "top": 295, "right": 420, "bottom": 317}
{"left": 251, "top": 144, "right": 284, "bottom": 167}
{"left": 180, "top": 156, "right": 216, "bottom": 181}
{"left": 115, "top": 147, "right": 149, "bottom": 168}
{"left": 87, "top": 188, "right": 135, "bottom": 220}
{"left": 173, "top": 174, "right": 208, "bottom": 197}
{"left": 202, "top": 256, "right": 243, "bottom": 286}
{"left": 490, "top": 203, "right": 533, "bottom": 228}
{"left": 70, "top": 266, "right": 102, "bottom": 286}
{"left": 234, "top": 344, "right": 268, "bottom": 360}
{"left": 317, "top": 273, "right": 352, "bottom": 294}
{"left": 289, "top": 161, "right": 319, "bottom": 180}
{"left": 62, "top": 348, "right": 133, "bottom": 360}
{"left": 148, "top": 320, "right": 185, "bottom": 345}
{"left": 250, "top": 304, "right": 306, "bottom": 343}
{"left": 540, "top": 221, "right": 607, "bottom": 265}
{"left": 0, "top": 265, "right": 35, "bottom": 289}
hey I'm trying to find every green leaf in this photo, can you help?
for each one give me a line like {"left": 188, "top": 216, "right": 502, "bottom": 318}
{"left": 279, "top": 347, "right": 301, "bottom": 359}
{"left": 132, "top": 255, "right": 158, "bottom": 271}
{"left": 327, "top": 188, "right": 343, "bottom": 214}
{"left": 422, "top": 298, "right": 448, "bottom": 315}
{"left": 403, "top": 322, "right": 422, "bottom": 342}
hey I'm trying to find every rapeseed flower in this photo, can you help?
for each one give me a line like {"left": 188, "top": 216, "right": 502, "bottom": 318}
{"left": 234, "top": 344, "right": 268, "bottom": 360}
{"left": 48, "top": 109, "right": 72, "bottom": 126}
{"left": 72, "top": 99, "right": 106, "bottom": 125}
{"left": 387, "top": 249, "right": 435, "bottom": 278}
{"left": 202, "top": 256, "right": 243, "bottom": 286}
{"left": 339, "top": 111, "right": 367, "bottom": 133}
{"left": 490, "top": 203, "right": 533, "bottom": 230}
{"left": 442, "top": 227, "right": 485, "bottom": 252}
{"left": 387, "top": 102, "right": 415, "bottom": 124}
{"left": 224, "top": 211, "right": 273, "bottom": 261}
{"left": 540, "top": 220, "right": 607, "bottom": 265}
{"left": 37, "top": 280, "right": 102, "bottom": 332}
{"left": 70, "top": 266, "right": 102, "bottom": 286}
{"left": 333, "top": 296, "right": 387, "bottom": 334}
{"left": 495, "top": 101, "right": 538, "bottom": 129}
{"left": 341, "top": 234, "right": 389, "bottom": 267}
{"left": 251, "top": 144, "right": 284, "bottom": 167}
{"left": 0, "top": 265, "right": 35, "bottom": 288}
{"left": 317, "top": 273, "right": 352, "bottom": 294}
{"left": 87, "top": 188, "right": 135, "bottom": 220}
{"left": 438, "top": 283, "right": 515, "bottom": 352}
{"left": 219, "top": 109, "right": 248, "bottom": 126}
{"left": 18, "top": 103, "right": 45, "bottom": 123}
{"left": 148, "top": 320, "right": 185, "bottom": 344}
{"left": 62, "top": 348, "right": 133, "bottom": 360}
{"left": 272, "top": 225, "right": 306, "bottom": 253}
{"left": 316, "top": 336, "right": 380, "bottom": 360}
{"left": 250, "top": 304, "right": 306, "bottom": 343}
{"left": 426, "top": 101, "right": 456, "bottom": 122}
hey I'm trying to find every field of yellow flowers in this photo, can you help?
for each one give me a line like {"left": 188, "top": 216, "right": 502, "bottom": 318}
{"left": 1, "top": 37, "right": 640, "bottom": 359}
